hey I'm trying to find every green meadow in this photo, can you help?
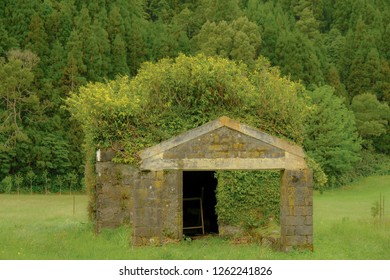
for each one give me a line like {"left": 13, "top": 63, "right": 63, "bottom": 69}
{"left": 1, "top": 175, "right": 389, "bottom": 260}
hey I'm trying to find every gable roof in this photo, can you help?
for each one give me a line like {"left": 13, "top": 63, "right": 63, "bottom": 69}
{"left": 139, "top": 116, "right": 305, "bottom": 161}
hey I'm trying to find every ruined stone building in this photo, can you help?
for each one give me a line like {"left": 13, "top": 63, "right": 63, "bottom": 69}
{"left": 95, "top": 116, "right": 313, "bottom": 251}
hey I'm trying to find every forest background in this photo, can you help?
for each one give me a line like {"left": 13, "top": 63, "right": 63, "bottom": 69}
{"left": 1, "top": 0, "right": 390, "bottom": 194}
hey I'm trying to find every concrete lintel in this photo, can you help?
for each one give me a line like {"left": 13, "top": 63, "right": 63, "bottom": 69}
{"left": 141, "top": 157, "right": 289, "bottom": 171}
{"left": 141, "top": 152, "right": 306, "bottom": 171}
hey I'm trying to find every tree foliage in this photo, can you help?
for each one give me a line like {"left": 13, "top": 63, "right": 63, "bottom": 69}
{"left": 193, "top": 17, "right": 261, "bottom": 67}
{"left": 0, "top": 0, "right": 389, "bottom": 192}
{"left": 67, "top": 54, "right": 309, "bottom": 164}
{"left": 351, "top": 93, "right": 390, "bottom": 149}
{"left": 304, "top": 86, "right": 361, "bottom": 187}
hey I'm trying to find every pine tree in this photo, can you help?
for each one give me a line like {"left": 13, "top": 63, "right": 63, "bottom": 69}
{"left": 110, "top": 34, "right": 129, "bottom": 76}
{"left": 0, "top": 20, "right": 18, "bottom": 56}
{"left": 383, "top": 23, "right": 390, "bottom": 61}
{"left": 57, "top": 0, "right": 77, "bottom": 45}
{"left": 171, "top": 7, "right": 198, "bottom": 39}
{"left": 374, "top": 60, "right": 390, "bottom": 103}
{"left": 62, "top": 30, "right": 87, "bottom": 92}
{"left": 107, "top": 4, "right": 125, "bottom": 43}
{"left": 346, "top": 49, "right": 370, "bottom": 99}
{"left": 2, "top": 0, "right": 39, "bottom": 47}
{"left": 326, "top": 64, "right": 348, "bottom": 101}
{"left": 245, "top": 1, "right": 293, "bottom": 64}
{"left": 332, "top": 0, "right": 353, "bottom": 33}
{"left": 25, "top": 13, "right": 49, "bottom": 63}
{"left": 47, "top": 40, "right": 66, "bottom": 86}
{"left": 196, "top": 0, "right": 242, "bottom": 23}
{"left": 84, "top": 20, "right": 111, "bottom": 81}
{"left": 295, "top": 6, "right": 320, "bottom": 39}
{"left": 116, "top": 0, "right": 148, "bottom": 75}
{"left": 193, "top": 17, "right": 261, "bottom": 67}
{"left": 325, "top": 27, "right": 346, "bottom": 67}
{"left": 127, "top": 19, "right": 148, "bottom": 75}
{"left": 275, "top": 30, "right": 324, "bottom": 86}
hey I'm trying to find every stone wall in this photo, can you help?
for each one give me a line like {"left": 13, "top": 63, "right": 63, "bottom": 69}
{"left": 132, "top": 170, "right": 163, "bottom": 246}
{"left": 280, "top": 169, "right": 313, "bottom": 251}
{"left": 95, "top": 150, "right": 184, "bottom": 245}
{"left": 161, "top": 171, "right": 183, "bottom": 240}
{"left": 132, "top": 170, "right": 183, "bottom": 245}
{"left": 94, "top": 120, "right": 313, "bottom": 251}
{"left": 164, "top": 127, "right": 284, "bottom": 159}
{"left": 95, "top": 159, "right": 314, "bottom": 250}
{"left": 95, "top": 154, "right": 139, "bottom": 233}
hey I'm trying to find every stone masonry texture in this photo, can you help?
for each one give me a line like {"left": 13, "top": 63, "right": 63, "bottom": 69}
{"left": 163, "top": 127, "right": 285, "bottom": 160}
{"left": 94, "top": 118, "right": 313, "bottom": 251}
{"left": 95, "top": 151, "right": 139, "bottom": 233}
{"left": 280, "top": 169, "right": 313, "bottom": 251}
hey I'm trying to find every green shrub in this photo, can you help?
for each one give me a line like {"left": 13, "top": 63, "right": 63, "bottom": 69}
{"left": 353, "top": 150, "right": 390, "bottom": 177}
{"left": 0, "top": 175, "right": 13, "bottom": 194}
{"left": 215, "top": 171, "right": 280, "bottom": 229}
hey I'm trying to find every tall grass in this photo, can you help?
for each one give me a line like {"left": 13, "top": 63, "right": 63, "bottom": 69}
{"left": 0, "top": 176, "right": 389, "bottom": 260}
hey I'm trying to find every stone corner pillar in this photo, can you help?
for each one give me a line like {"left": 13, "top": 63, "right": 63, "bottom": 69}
{"left": 132, "top": 170, "right": 164, "bottom": 246}
{"left": 280, "top": 169, "right": 313, "bottom": 252}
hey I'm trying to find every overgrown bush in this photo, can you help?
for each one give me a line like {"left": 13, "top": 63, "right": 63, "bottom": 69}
{"left": 215, "top": 171, "right": 280, "bottom": 229}
{"left": 67, "top": 54, "right": 309, "bottom": 165}
{"left": 66, "top": 54, "right": 311, "bottom": 220}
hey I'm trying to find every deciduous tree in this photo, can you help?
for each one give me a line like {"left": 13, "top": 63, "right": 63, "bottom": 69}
{"left": 304, "top": 86, "right": 361, "bottom": 187}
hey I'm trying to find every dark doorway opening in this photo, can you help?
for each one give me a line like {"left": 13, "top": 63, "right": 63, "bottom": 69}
{"left": 183, "top": 171, "right": 218, "bottom": 236}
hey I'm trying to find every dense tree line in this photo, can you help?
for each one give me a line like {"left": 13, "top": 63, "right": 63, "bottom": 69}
{"left": 1, "top": 0, "right": 389, "bottom": 193}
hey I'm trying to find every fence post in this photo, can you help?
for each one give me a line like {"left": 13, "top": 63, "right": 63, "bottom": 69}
{"left": 73, "top": 195, "right": 76, "bottom": 216}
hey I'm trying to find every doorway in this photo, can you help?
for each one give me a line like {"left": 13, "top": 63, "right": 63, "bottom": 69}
{"left": 183, "top": 171, "right": 218, "bottom": 236}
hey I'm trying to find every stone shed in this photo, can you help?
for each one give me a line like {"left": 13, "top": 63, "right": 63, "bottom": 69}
{"left": 95, "top": 116, "right": 313, "bottom": 251}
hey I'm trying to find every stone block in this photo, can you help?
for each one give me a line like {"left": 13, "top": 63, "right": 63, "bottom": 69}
{"left": 293, "top": 206, "right": 307, "bottom": 216}
{"left": 213, "top": 151, "right": 230, "bottom": 158}
{"left": 282, "top": 215, "right": 306, "bottom": 226}
{"left": 96, "top": 161, "right": 114, "bottom": 174}
{"left": 135, "top": 207, "right": 161, "bottom": 227}
{"left": 281, "top": 225, "right": 296, "bottom": 236}
{"left": 305, "top": 215, "right": 313, "bottom": 225}
{"left": 296, "top": 225, "right": 313, "bottom": 236}
{"left": 233, "top": 143, "right": 244, "bottom": 150}
{"left": 134, "top": 227, "right": 150, "bottom": 237}
{"left": 97, "top": 148, "right": 116, "bottom": 162}
{"left": 282, "top": 215, "right": 296, "bottom": 226}
{"left": 149, "top": 227, "right": 162, "bottom": 237}
{"left": 281, "top": 236, "right": 298, "bottom": 246}
{"left": 282, "top": 235, "right": 307, "bottom": 246}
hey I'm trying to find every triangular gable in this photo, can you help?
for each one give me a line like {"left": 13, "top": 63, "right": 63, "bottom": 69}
{"left": 139, "top": 116, "right": 307, "bottom": 171}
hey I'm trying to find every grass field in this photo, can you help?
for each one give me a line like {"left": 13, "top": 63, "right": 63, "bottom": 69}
{"left": 0, "top": 175, "right": 389, "bottom": 260}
